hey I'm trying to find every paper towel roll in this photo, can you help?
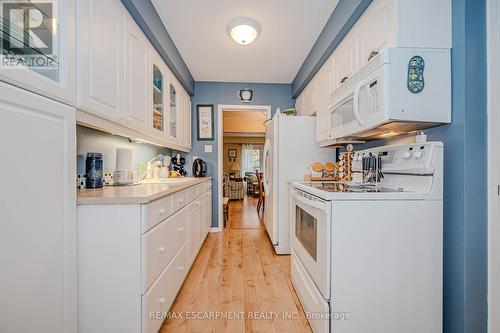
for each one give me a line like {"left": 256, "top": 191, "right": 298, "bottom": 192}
{"left": 116, "top": 148, "right": 133, "bottom": 171}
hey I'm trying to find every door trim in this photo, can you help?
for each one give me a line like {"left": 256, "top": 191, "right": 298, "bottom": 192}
{"left": 488, "top": 0, "right": 500, "bottom": 331}
{"left": 216, "top": 104, "right": 272, "bottom": 230}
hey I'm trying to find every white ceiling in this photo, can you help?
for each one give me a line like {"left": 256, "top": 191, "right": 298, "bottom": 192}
{"left": 152, "top": 0, "right": 338, "bottom": 83}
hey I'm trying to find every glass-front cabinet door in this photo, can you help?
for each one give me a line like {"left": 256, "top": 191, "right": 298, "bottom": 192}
{"left": 0, "top": 0, "right": 75, "bottom": 105}
{"left": 152, "top": 64, "right": 164, "bottom": 132}
{"left": 150, "top": 50, "right": 168, "bottom": 135}
{"left": 169, "top": 80, "right": 178, "bottom": 139}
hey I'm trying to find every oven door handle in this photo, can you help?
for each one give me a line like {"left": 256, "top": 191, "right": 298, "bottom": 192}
{"left": 291, "top": 191, "right": 330, "bottom": 213}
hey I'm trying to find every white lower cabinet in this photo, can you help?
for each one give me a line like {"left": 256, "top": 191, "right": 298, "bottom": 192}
{"left": 142, "top": 244, "right": 188, "bottom": 333}
{"left": 77, "top": 179, "right": 212, "bottom": 333}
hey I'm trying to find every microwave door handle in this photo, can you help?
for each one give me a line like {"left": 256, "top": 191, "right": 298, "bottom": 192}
{"left": 353, "top": 82, "right": 365, "bottom": 126}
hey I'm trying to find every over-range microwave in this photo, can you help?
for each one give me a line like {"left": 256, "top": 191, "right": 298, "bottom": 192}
{"left": 324, "top": 48, "right": 451, "bottom": 145}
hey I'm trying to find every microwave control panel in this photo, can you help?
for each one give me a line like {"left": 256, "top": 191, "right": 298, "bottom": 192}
{"left": 367, "top": 79, "right": 379, "bottom": 115}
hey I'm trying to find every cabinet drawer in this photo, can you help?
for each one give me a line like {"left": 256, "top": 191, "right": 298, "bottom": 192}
{"left": 291, "top": 253, "right": 329, "bottom": 333}
{"left": 194, "top": 184, "right": 203, "bottom": 197}
{"left": 142, "top": 207, "right": 187, "bottom": 293}
{"left": 172, "top": 190, "right": 187, "bottom": 211}
{"left": 142, "top": 244, "right": 187, "bottom": 333}
{"left": 185, "top": 186, "right": 196, "bottom": 204}
{"left": 141, "top": 195, "right": 173, "bottom": 233}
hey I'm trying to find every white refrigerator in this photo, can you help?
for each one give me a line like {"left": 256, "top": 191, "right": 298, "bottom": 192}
{"left": 263, "top": 113, "right": 335, "bottom": 254}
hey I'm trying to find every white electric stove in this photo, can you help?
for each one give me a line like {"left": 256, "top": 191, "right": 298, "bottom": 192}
{"left": 290, "top": 142, "right": 443, "bottom": 333}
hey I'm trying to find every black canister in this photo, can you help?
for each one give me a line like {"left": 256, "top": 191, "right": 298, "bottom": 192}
{"left": 85, "top": 152, "right": 103, "bottom": 189}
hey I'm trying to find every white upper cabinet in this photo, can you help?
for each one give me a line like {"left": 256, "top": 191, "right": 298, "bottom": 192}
{"left": 307, "top": 0, "right": 451, "bottom": 144}
{"left": 180, "top": 90, "right": 192, "bottom": 149}
{"left": 76, "top": 0, "right": 192, "bottom": 151}
{"left": 0, "top": 0, "right": 76, "bottom": 105}
{"left": 356, "top": 0, "right": 394, "bottom": 69}
{"left": 168, "top": 76, "right": 179, "bottom": 140}
{"left": 295, "top": 94, "right": 304, "bottom": 116}
{"left": 315, "top": 59, "right": 332, "bottom": 142}
{"left": 77, "top": 0, "right": 124, "bottom": 122}
{"left": 186, "top": 96, "right": 192, "bottom": 149}
{"left": 332, "top": 33, "right": 356, "bottom": 92}
{"left": 304, "top": 80, "right": 316, "bottom": 116}
{"left": 150, "top": 50, "right": 168, "bottom": 137}
{"left": 124, "top": 16, "right": 150, "bottom": 132}
{"left": 396, "top": 0, "right": 451, "bottom": 48}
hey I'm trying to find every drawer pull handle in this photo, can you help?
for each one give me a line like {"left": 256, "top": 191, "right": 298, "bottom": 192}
{"left": 197, "top": 201, "right": 201, "bottom": 206}
{"left": 178, "top": 227, "right": 184, "bottom": 232}
{"left": 159, "top": 297, "right": 166, "bottom": 304}
{"left": 159, "top": 208, "right": 166, "bottom": 215}
{"left": 159, "top": 246, "right": 166, "bottom": 253}
{"left": 178, "top": 266, "right": 185, "bottom": 271}
{"left": 178, "top": 198, "right": 184, "bottom": 204}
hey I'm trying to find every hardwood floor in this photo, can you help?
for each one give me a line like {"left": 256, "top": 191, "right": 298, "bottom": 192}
{"left": 160, "top": 196, "right": 312, "bottom": 333}
{"left": 226, "top": 196, "right": 264, "bottom": 229}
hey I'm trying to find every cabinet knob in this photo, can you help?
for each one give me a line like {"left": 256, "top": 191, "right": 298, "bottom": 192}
{"left": 159, "top": 208, "right": 166, "bottom": 215}
{"left": 159, "top": 297, "right": 166, "bottom": 304}
{"left": 178, "top": 266, "right": 184, "bottom": 271}
{"left": 177, "top": 227, "right": 184, "bottom": 232}
{"left": 159, "top": 246, "right": 166, "bottom": 253}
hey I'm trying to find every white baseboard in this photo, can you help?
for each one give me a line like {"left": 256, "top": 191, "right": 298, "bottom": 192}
{"left": 210, "top": 226, "right": 223, "bottom": 233}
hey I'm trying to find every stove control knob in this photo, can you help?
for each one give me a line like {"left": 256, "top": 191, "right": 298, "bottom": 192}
{"left": 413, "top": 151, "right": 424, "bottom": 159}
{"left": 403, "top": 151, "right": 412, "bottom": 159}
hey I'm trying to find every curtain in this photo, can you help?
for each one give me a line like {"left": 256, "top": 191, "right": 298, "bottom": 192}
{"left": 241, "top": 144, "right": 264, "bottom": 175}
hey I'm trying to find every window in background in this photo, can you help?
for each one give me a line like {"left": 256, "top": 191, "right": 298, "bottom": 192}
{"left": 242, "top": 144, "right": 264, "bottom": 175}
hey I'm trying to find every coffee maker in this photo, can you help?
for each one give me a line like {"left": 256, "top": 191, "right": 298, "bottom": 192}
{"left": 193, "top": 158, "right": 207, "bottom": 177}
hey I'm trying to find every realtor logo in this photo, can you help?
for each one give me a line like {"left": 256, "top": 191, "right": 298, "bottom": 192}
{"left": 0, "top": 1, "right": 57, "bottom": 72}
{"left": 2, "top": 2, "right": 53, "bottom": 54}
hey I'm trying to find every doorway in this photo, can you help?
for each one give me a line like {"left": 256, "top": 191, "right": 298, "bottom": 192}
{"left": 217, "top": 105, "right": 272, "bottom": 230}
{"left": 488, "top": 0, "right": 500, "bottom": 331}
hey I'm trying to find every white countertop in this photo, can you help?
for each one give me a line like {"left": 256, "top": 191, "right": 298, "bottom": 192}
{"left": 77, "top": 177, "right": 212, "bottom": 205}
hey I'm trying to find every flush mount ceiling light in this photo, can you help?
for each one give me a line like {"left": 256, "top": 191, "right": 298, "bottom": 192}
{"left": 227, "top": 17, "right": 261, "bottom": 45}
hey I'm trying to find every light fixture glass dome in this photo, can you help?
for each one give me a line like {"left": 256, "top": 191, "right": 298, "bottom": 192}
{"left": 227, "top": 17, "right": 261, "bottom": 45}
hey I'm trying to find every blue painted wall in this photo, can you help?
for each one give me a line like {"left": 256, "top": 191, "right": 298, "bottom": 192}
{"left": 291, "top": 0, "right": 373, "bottom": 97}
{"left": 121, "top": 0, "right": 195, "bottom": 95}
{"left": 188, "top": 82, "right": 294, "bottom": 227}
{"left": 338, "top": 0, "right": 487, "bottom": 332}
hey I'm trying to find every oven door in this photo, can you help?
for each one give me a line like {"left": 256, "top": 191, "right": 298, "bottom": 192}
{"left": 290, "top": 188, "right": 331, "bottom": 298}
